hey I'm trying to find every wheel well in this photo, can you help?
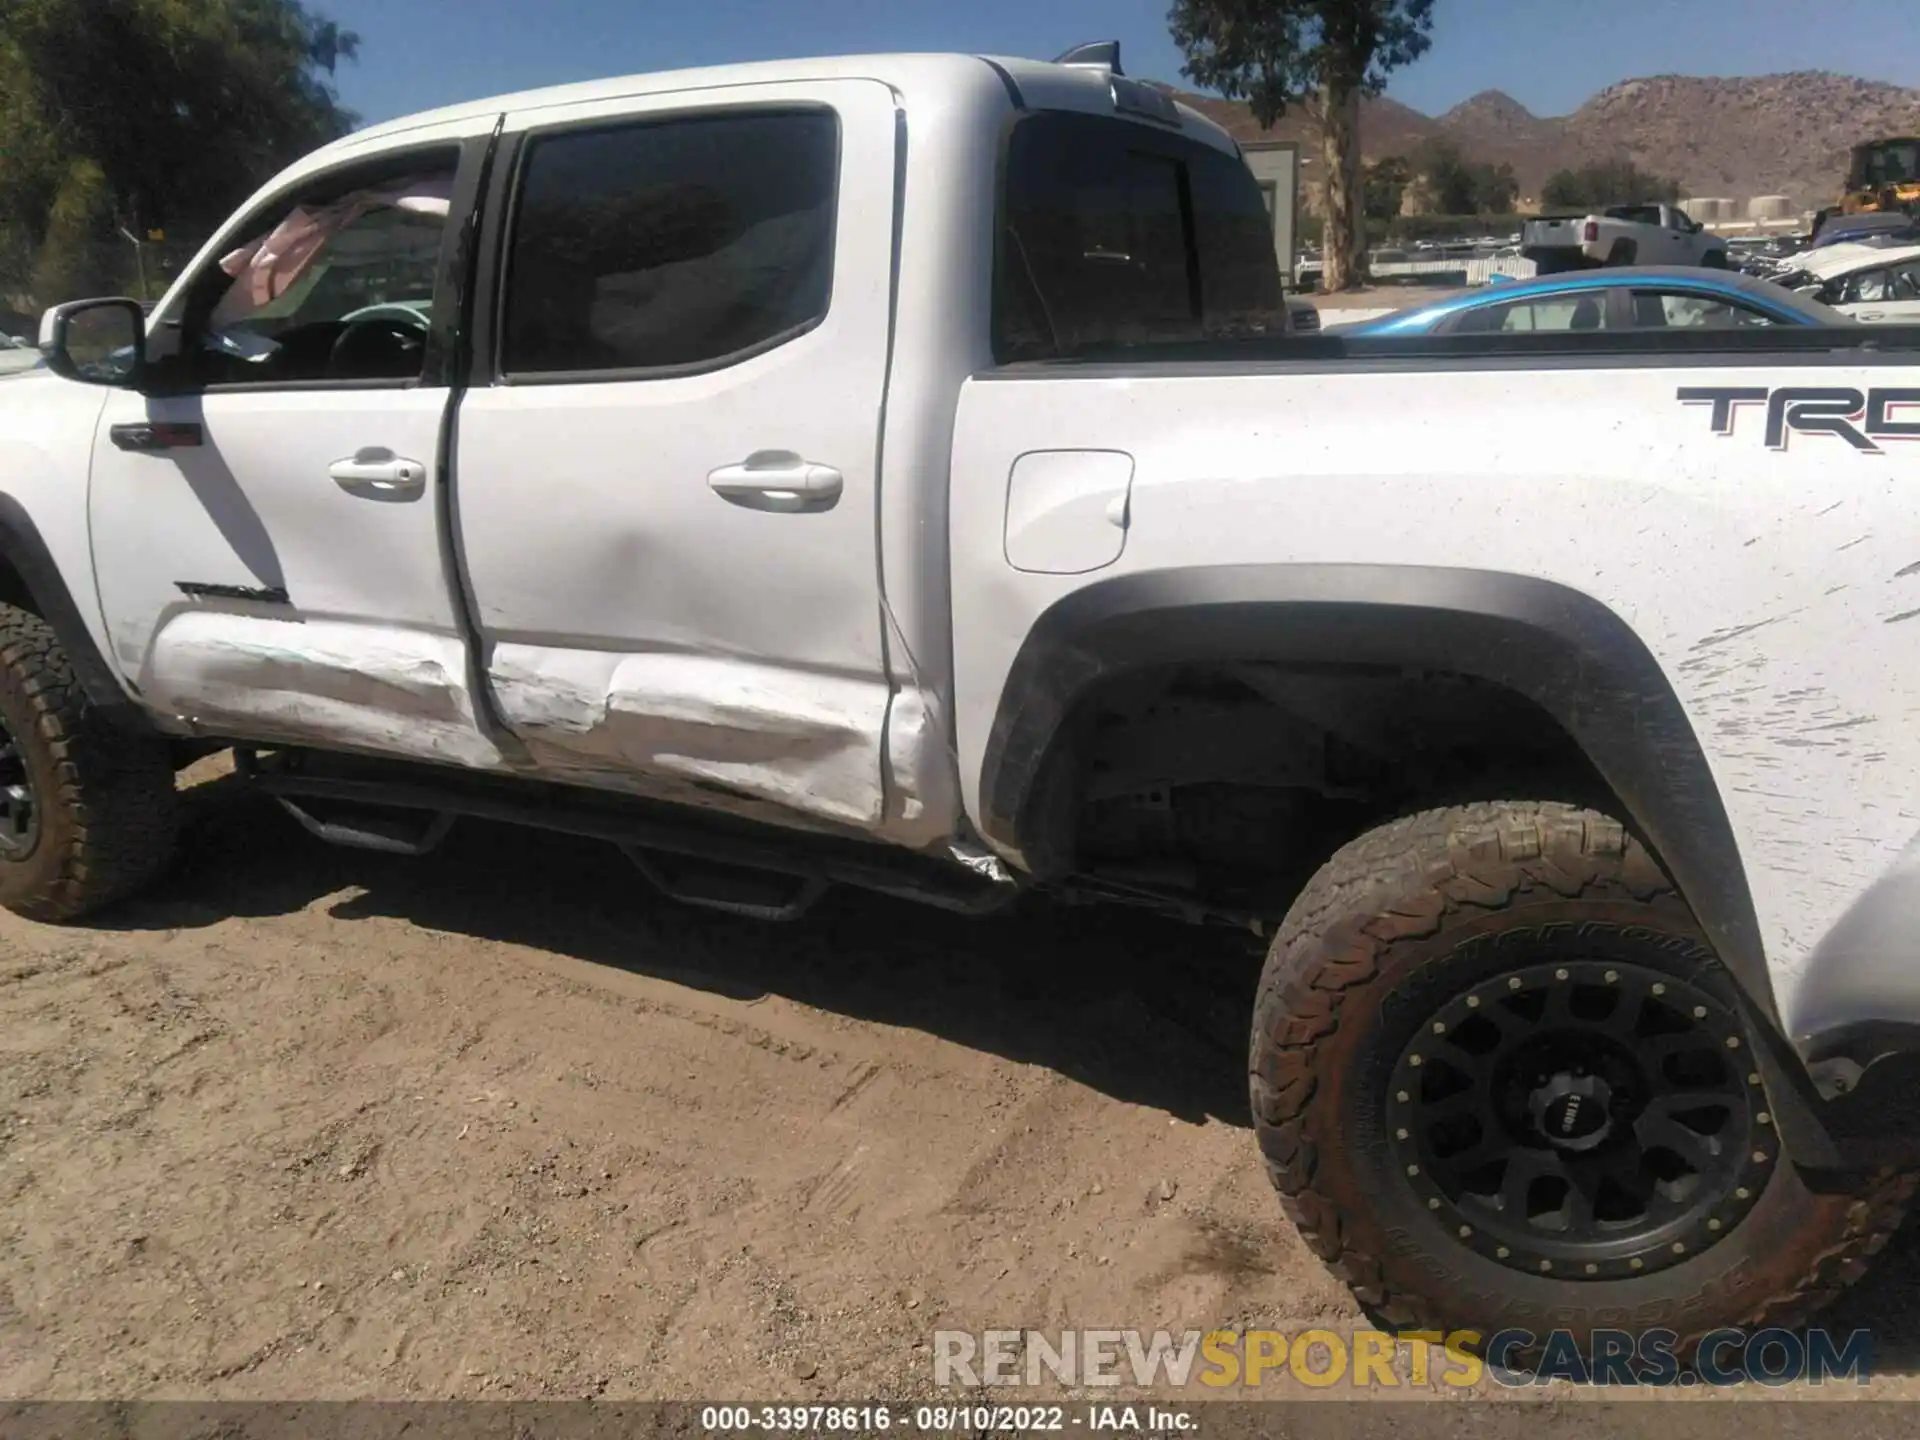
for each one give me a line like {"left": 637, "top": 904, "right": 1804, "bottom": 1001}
{"left": 1032, "top": 661, "right": 1626, "bottom": 922}
{"left": 0, "top": 552, "right": 41, "bottom": 617}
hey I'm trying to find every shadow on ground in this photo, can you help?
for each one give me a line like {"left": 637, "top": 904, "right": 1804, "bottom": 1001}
{"left": 1823, "top": 1205, "right": 1920, "bottom": 1370}
{"left": 108, "top": 773, "right": 1266, "bottom": 1129}
{"left": 102, "top": 773, "right": 1920, "bottom": 1365}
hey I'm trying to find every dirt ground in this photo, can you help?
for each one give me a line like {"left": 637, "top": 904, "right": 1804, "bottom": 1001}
{"left": 5, "top": 758, "right": 1920, "bottom": 1403}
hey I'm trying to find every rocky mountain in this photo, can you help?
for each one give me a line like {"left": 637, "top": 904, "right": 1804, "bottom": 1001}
{"left": 1561, "top": 72, "right": 1920, "bottom": 206}
{"left": 1179, "top": 70, "right": 1920, "bottom": 210}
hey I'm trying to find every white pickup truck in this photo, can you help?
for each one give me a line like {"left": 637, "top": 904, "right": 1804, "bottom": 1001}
{"left": 10, "top": 44, "right": 1920, "bottom": 1357}
{"left": 1523, "top": 203, "right": 1729, "bottom": 273}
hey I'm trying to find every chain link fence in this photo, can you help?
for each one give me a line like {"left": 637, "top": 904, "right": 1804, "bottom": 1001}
{"left": 1, "top": 230, "right": 210, "bottom": 334}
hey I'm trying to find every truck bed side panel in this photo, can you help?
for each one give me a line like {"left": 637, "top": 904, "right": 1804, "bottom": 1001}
{"left": 950, "top": 356, "right": 1920, "bottom": 1018}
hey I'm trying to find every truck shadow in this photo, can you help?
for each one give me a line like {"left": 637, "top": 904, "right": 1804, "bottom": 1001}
{"left": 107, "top": 773, "right": 1920, "bottom": 1364}
{"left": 115, "top": 773, "right": 1266, "bottom": 1128}
{"left": 1823, "top": 1206, "right": 1920, "bottom": 1370}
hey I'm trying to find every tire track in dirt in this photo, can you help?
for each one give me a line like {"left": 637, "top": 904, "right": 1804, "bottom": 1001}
{"left": 3, "top": 766, "right": 1919, "bottom": 1399}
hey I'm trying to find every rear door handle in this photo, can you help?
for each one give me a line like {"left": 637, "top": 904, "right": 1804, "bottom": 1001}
{"left": 329, "top": 453, "right": 427, "bottom": 500}
{"left": 707, "top": 452, "right": 843, "bottom": 512}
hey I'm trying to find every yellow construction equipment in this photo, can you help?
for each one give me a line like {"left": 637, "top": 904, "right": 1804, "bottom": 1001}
{"left": 1813, "top": 137, "right": 1920, "bottom": 235}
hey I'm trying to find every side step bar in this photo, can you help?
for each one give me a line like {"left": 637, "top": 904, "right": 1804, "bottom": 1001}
{"left": 235, "top": 749, "right": 1015, "bottom": 921}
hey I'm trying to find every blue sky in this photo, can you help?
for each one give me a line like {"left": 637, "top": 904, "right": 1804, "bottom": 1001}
{"left": 330, "top": 0, "right": 1919, "bottom": 126}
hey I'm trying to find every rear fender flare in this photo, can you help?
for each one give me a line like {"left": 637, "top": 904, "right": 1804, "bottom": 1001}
{"left": 977, "top": 564, "right": 1772, "bottom": 1022}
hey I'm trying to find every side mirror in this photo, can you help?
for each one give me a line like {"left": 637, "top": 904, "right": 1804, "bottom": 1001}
{"left": 37, "top": 298, "right": 145, "bottom": 388}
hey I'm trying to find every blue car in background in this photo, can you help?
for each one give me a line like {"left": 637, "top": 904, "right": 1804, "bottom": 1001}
{"left": 1349, "top": 266, "right": 1849, "bottom": 336}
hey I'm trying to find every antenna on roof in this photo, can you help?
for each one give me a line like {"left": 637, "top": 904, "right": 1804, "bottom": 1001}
{"left": 1052, "top": 41, "right": 1123, "bottom": 75}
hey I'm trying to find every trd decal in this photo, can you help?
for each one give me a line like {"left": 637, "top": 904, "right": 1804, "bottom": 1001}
{"left": 1679, "top": 385, "right": 1920, "bottom": 454}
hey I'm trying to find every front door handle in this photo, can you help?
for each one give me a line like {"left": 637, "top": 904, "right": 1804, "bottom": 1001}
{"left": 707, "top": 452, "right": 843, "bottom": 512}
{"left": 329, "top": 453, "right": 427, "bottom": 501}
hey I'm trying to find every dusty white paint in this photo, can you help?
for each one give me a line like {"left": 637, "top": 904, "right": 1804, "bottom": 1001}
{"left": 144, "top": 613, "right": 503, "bottom": 768}
{"left": 490, "top": 645, "right": 889, "bottom": 828}
{"left": 952, "top": 361, "right": 1920, "bottom": 1020}
{"left": 10, "top": 42, "right": 1912, "bottom": 1034}
{"left": 0, "top": 375, "right": 119, "bottom": 693}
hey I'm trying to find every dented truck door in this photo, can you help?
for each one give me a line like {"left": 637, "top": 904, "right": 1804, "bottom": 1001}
{"left": 452, "top": 80, "right": 899, "bottom": 830}
{"left": 86, "top": 118, "right": 507, "bottom": 768}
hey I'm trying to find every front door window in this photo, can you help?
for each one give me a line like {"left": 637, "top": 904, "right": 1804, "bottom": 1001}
{"left": 157, "top": 155, "right": 457, "bottom": 389}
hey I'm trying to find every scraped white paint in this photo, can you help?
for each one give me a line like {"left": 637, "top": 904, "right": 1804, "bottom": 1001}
{"left": 145, "top": 612, "right": 503, "bottom": 769}
{"left": 489, "top": 645, "right": 889, "bottom": 829}
{"left": 451, "top": 75, "right": 907, "bottom": 845}
{"left": 877, "top": 682, "right": 966, "bottom": 847}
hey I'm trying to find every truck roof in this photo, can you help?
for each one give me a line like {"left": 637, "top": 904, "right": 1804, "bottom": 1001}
{"left": 324, "top": 51, "right": 1242, "bottom": 159}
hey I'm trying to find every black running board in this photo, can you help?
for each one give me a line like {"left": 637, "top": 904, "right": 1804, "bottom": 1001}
{"left": 235, "top": 749, "right": 1014, "bottom": 921}
{"left": 274, "top": 794, "right": 454, "bottom": 857}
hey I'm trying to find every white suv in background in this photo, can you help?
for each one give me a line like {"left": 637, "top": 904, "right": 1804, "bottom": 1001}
{"left": 1780, "top": 241, "right": 1920, "bottom": 322}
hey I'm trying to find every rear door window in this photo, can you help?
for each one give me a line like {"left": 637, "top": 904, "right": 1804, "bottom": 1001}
{"left": 1448, "top": 293, "right": 1612, "bottom": 333}
{"left": 500, "top": 109, "right": 838, "bottom": 377}
{"left": 994, "top": 111, "right": 1286, "bottom": 360}
{"left": 1629, "top": 291, "right": 1779, "bottom": 328}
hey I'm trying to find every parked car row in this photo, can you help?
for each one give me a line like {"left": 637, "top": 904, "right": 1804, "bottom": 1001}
{"left": 1351, "top": 266, "right": 1848, "bottom": 336}
{"left": 1352, "top": 238, "right": 1920, "bottom": 336}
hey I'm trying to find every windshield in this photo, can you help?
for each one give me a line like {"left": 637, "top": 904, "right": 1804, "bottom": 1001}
{"left": 1851, "top": 140, "right": 1920, "bottom": 191}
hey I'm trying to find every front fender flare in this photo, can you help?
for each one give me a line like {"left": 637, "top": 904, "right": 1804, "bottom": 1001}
{"left": 0, "top": 490, "right": 142, "bottom": 722}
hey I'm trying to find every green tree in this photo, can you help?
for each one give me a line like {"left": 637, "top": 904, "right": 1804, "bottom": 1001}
{"left": 0, "top": 0, "right": 360, "bottom": 307}
{"left": 1169, "top": 0, "right": 1435, "bottom": 291}
{"left": 1541, "top": 159, "right": 1682, "bottom": 211}
{"left": 1401, "top": 139, "right": 1517, "bottom": 216}
{"left": 1363, "top": 154, "right": 1412, "bottom": 220}
{"left": 1471, "top": 160, "right": 1518, "bottom": 214}
{"left": 1409, "top": 136, "right": 1474, "bottom": 214}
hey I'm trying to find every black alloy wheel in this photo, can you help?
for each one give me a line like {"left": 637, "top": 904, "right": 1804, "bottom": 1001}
{"left": 0, "top": 711, "right": 38, "bottom": 857}
{"left": 1388, "top": 956, "right": 1773, "bottom": 1280}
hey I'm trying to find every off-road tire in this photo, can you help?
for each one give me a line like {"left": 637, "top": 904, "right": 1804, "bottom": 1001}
{"left": 1251, "top": 801, "right": 1912, "bottom": 1355}
{"left": 0, "top": 604, "right": 177, "bottom": 920}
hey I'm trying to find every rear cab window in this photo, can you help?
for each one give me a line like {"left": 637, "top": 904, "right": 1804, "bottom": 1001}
{"left": 993, "top": 110, "right": 1286, "bottom": 361}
